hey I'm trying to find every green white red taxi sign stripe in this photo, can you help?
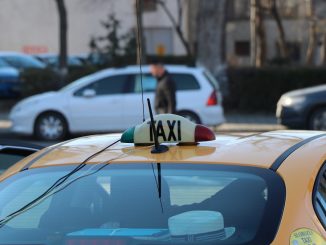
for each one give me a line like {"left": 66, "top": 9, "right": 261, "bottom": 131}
{"left": 121, "top": 114, "right": 215, "bottom": 144}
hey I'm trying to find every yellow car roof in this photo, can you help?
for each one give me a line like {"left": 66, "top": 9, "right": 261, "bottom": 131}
{"left": 1, "top": 130, "right": 325, "bottom": 182}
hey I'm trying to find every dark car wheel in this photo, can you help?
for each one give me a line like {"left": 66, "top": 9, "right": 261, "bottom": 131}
{"left": 309, "top": 107, "right": 326, "bottom": 130}
{"left": 178, "top": 111, "right": 201, "bottom": 124}
{"left": 35, "top": 112, "right": 68, "bottom": 141}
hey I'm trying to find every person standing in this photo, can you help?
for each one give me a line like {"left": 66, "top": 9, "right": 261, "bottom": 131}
{"left": 150, "top": 62, "right": 176, "bottom": 114}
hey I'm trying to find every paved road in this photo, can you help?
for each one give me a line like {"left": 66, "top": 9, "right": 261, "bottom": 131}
{"left": 0, "top": 111, "right": 286, "bottom": 147}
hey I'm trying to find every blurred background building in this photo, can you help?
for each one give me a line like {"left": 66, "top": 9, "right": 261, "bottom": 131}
{"left": 0, "top": 0, "right": 189, "bottom": 56}
{"left": 1, "top": 0, "right": 326, "bottom": 67}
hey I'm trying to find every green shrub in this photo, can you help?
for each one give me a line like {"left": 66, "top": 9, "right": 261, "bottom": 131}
{"left": 147, "top": 55, "right": 195, "bottom": 66}
{"left": 225, "top": 67, "right": 326, "bottom": 113}
{"left": 20, "top": 66, "right": 100, "bottom": 97}
{"left": 20, "top": 68, "right": 60, "bottom": 98}
{"left": 92, "top": 55, "right": 194, "bottom": 69}
{"left": 66, "top": 65, "right": 98, "bottom": 84}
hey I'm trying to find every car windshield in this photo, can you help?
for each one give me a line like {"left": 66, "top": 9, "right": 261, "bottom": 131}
{"left": 59, "top": 73, "right": 97, "bottom": 92}
{"left": 1, "top": 55, "right": 45, "bottom": 69}
{"left": 43, "top": 56, "right": 83, "bottom": 66}
{"left": 0, "top": 59, "right": 10, "bottom": 68}
{"left": 0, "top": 163, "right": 284, "bottom": 245}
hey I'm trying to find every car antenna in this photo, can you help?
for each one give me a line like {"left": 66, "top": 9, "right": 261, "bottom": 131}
{"left": 137, "top": 0, "right": 164, "bottom": 212}
{"left": 147, "top": 98, "right": 166, "bottom": 212}
{"left": 136, "top": 0, "right": 145, "bottom": 122}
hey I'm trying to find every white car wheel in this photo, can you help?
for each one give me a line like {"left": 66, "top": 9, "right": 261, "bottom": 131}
{"left": 35, "top": 113, "right": 67, "bottom": 141}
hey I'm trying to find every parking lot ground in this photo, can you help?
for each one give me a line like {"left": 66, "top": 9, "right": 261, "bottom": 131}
{"left": 0, "top": 111, "right": 285, "bottom": 146}
{"left": 0, "top": 112, "right": 11, "bottom": 134}
{"left": 215, "top": 113, "right": 286, "bottom": 132}
{"left": 0, "top": 110, "right": 286, "bottom": 146}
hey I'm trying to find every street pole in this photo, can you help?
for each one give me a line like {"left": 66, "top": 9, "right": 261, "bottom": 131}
{"left": 135, "top": 0, "right": 147, "bottom": 64}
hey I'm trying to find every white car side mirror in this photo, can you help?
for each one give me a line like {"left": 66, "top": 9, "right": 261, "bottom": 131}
{"left": 82, "top": 89, "right": 96, "bottom": 98}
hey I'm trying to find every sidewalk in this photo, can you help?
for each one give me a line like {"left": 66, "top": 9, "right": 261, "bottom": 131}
{"left": 215, "top": 113, "right": 286, "bottom": 132}
{"left": 0, "top": 112, "right": 11, "bottom": 132}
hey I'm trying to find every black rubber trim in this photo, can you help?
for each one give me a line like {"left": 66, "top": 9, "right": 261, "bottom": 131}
{"left": 270, "top": 133, "right": 326, "bottom": 171}
{"left": 20, "top": 141, "right": 69, "bottom": 171}
{"left": 312, "top": 161, "right": 326, "bottom": 230}
{"left": 20, "top": 138, "right": 121, "bottom": 171}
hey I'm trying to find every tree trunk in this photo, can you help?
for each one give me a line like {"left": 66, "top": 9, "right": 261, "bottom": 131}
{"left": 306, "top": 0, "right": 317, "bottom": 65}
{"left": 197, "top": 0, "right": 227, "bottom": 75}
{"left": 255, "top": 0, "right": 267, "bottom": 67}
{"left": 323, "top": 33, "right": 326, "bottom": 65}
{"left": 220, "top": 0, "right": 229, "bottom": 63}
{"left": 270, "top": 0, "right": 288, "bottom": 59}
{"left": 55, "top": 0, "right": 68, "bottom": 86}
{"left": 250, "top": 0, "right": 257, "bottom": 66}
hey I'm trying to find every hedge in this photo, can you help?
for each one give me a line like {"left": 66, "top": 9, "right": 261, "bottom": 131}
{"left": 20, "top": 66, "right": 98, "bottom": 97}
{"left": 224, "top": 67, "right": 326, "bottom": 113}
{"left": 20, "top": 68, "right": 60, "bottom": 98}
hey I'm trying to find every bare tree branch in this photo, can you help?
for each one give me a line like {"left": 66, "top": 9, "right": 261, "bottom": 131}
{"left": 269, "top": 0, "right": 288, "bottom": 59}
{"left": 177, "top": 0, "right": 182, "bottom": 28}
{"left": 156, "top": 0, "right": 192, "bottom": 57}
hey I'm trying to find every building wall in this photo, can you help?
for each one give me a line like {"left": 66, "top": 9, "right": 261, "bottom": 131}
{"left": 0, "top": 0, "right": 187, "bottom": 56}
{"left": 225, "top": 0, "right": 326, "bottom": 66}
{"left": 0, "top": 0, "right": 119, "bottom": 55}
{"left": 0, "top": 1, "right": 58, "bottom": 54}
{"left": 226, "top": 18, "right": 313, "bottom": 66}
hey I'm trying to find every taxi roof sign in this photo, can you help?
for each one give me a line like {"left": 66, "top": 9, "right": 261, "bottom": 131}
{"left": 121, "top": 114, "right": 215, "bottom": 145}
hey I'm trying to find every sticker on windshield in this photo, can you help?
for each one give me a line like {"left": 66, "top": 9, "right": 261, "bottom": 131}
{"left": 290, "top": 228, "right": 326, "bottom": 245}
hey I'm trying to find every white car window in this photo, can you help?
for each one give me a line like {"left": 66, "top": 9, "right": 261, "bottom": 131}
{"left": 133, "top": 73, "right": 200, "bottom": 93}
{"left": 134, "top": 74, "right": 157, "bottom": 93}
{"left": 74, "top": 75, "right": 130, "bottom": 96}
{"left": 171, "top": 73, "right": 200, "bottom": 90}
{"left": 2, "top": 56, "right": 45, "bottom": 69}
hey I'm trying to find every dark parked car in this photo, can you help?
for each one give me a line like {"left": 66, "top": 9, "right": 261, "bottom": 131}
{"left": 0, "top": 52, "right": 46, "bottom": 70}
{"left": 0, "top": 140, "right": 42, "bottom": 174}
{"left": 0, "top": 52, "right": 47, "bottom": 98}
{"left": 35, "top": 54, "right": 84, "bottom": 68}
{"left": 0, "top": 65, "right": 21, "bottom": 98}
{"left": 276, "top": 84, "right": 326, "bottom": 130}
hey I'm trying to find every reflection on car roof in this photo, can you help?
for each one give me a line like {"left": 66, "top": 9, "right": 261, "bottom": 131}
{"left": 1, "top": 130, "right": 324, "bottom": 183}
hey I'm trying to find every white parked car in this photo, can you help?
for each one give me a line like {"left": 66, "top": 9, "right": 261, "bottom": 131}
{"left": 10, "top": 65, "right": 225, "bottom": 140}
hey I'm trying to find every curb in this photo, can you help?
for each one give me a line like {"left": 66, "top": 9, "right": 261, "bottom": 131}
{"left": 215, "top": 123, "right": 286, "bottom": 132}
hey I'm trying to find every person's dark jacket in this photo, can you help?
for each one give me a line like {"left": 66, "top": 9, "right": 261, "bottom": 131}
{"left": 154, "top": 71, "right": 176, "bottom": 114}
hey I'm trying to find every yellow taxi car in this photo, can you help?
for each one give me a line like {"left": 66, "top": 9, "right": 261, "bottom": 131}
{"left": 0, "top": 114, "right": 325, "bottom": 245}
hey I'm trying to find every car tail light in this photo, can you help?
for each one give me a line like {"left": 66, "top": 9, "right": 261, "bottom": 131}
{"left": 206, "top": 90, "right": 218, "bottom": 106}
{"left": 66, "top": 239, "right": 127, "bottom": 245}
{"left": 195, "top": 124, "right": 216, "bottom": 141}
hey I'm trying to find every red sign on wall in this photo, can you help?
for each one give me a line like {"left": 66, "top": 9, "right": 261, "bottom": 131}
{"left": 22, "top": 45, "right": 48, "bottom": 54}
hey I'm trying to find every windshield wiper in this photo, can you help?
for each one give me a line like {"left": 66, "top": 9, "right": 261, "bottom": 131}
{"left": 0, "top": 139, "right": 120, "bottom": 228}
